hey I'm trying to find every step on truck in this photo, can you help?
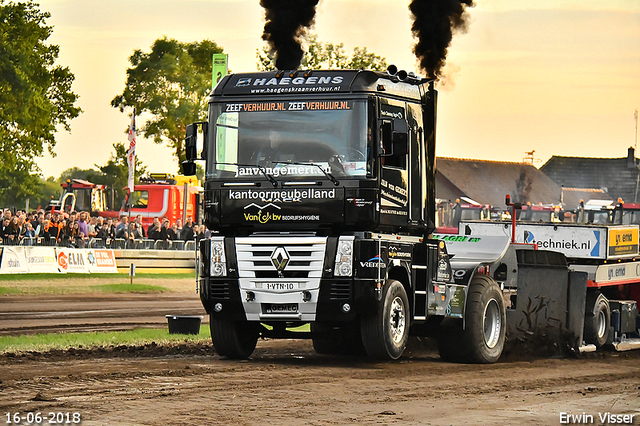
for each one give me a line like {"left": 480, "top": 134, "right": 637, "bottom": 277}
{"left": 460, "top": 213, "right": 640, "bottom": 352}
{"left": 182, "top": 67, "right": 579, "bottom": 362}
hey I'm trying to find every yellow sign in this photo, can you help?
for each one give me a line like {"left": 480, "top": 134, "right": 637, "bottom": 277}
{"left": 608, "top": 227, "right": 639, "bottom": 256}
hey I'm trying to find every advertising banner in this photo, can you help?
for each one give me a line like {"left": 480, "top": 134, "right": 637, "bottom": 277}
{"left": 212, "top": 53, "right": 228, "bottom": 89}
{"left": 0, "top": 246, "right": 28, "bottom": 274}
{"left": 608, "top": 227, "right": 639, "bottom": 257}
{"left": 87, "top": 249, "right": 118, "bottom": 273}
{"left": 0, "top": 247, "right": 118, "bottom": 274}
{"left": 459, "top": 222, "right": 608, "bottom": 260}
{"left": 55, "top": 247, "right": 90, "bottom": 273}
{"left": 24, "top": 246, "right": 59, "bottom": 274}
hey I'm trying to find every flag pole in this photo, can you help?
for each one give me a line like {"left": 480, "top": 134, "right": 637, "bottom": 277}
{"left": 127, "top": 107, "right": 137, "bottom": 235}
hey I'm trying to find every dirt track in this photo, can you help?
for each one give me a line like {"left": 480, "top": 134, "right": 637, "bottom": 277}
{"left": 0, "top": 292, "right": 205, "bottom": 335}
{"left": 1, "top": 286, "right": 640, "bottom": 425}
{"left": 1, "top": 340, "right": 640, "bottom": 426}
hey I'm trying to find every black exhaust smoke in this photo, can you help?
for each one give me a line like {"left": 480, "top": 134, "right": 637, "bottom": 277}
{"left": 409, "top": 0, "right": 475, "bottom": 80}
{"left": 260, "top": 0, "right": 319, "bottom": 70}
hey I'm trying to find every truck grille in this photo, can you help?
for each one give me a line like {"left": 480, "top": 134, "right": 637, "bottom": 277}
{"left": 329, "top": 282, "right": 351, "bottom": 300}
{"left": 236, "top": 236, "right": 327, "bottom": 279}
{"left": 210, "top": 281, "right": 231, "bottom": 299}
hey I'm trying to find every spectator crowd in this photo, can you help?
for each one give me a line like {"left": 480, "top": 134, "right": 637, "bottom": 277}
{"left": 0, "top": 208, "right": 210, "bottom": 249}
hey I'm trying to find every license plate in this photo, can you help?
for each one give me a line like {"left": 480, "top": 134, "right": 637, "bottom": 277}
{"left": 263, "top": 303, "right": 299, "bottom": 314}
{"left": 264, "top": 282, "right": 298, "bottom": 291}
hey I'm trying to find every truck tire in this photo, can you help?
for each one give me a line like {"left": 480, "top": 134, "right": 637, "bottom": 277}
{"left": 210, "top": 318, "right": 259, "bottom": 359}
{"left": 583, "top": 291, "right": 610, "bottom": 347}
{"left": 438, "top": 274, "right": 505, "bottom": 364}
{"left": 360, "top": 280, "right": 410, "bottom": 360}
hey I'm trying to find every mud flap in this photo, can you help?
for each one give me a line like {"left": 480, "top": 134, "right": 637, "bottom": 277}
{"left": 567, "top": 271, "right": 588, "bottom": 349}
{"left": 506, "top": 250, "right": 585, "bottom": 354}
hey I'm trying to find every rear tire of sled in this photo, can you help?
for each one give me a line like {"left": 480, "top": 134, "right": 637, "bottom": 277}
{"left": 583, "top": 291, "right": 610, "bottom": 348}
{"left": 437, "top": 274, "right": 505, "bottom": 364}
{"left": 210, "top": 318, "right": 259, "bottom": 359}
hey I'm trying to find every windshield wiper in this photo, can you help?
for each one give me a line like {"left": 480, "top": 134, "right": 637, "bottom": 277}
{"left": 272, "top": 161, "right": 340, "bottom": 186}
{"left": 212, "top": 162, "right": 278, "bottom": 187}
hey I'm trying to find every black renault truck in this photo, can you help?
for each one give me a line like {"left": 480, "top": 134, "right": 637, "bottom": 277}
{"left": 182, "top": 67, "right": 518, "bottom": 362}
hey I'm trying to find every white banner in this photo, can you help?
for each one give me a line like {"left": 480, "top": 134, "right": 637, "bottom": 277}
{"left": 55, "top": 248, "right": 90, "bottom": 273}
{"left": 0, "top": 246, "right": 28, "bottom": 274}
{"left": 24, "top": 246, "right": 59, "bottom": 274}
{"left": 87, "top": 249, "right": 119, "bottom": 273}
{"left": 127, "top": 109, "right": 137, "bottom": 194}
{"left": 0, "top": 247, "right": 118, "bottom": 274}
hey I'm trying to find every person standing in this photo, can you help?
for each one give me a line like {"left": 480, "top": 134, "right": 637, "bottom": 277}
{"left": 147, "top": 217, "right": 162, "bottom": 240}
{"left": 180, "top": 217, "right": 195, "bottom": 241}
{"left": 135, "top": 214, "right": 146, "bottom": 238}
{"left": 115, "top": 215, "right": 128, "bottom": 234}
{"left": 77, "top": 212, "right": 89, "bottom": 241}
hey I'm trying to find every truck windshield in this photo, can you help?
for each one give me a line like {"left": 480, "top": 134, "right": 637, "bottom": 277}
{"left": 206, "top": 99, "right": 370, "bottom": 180}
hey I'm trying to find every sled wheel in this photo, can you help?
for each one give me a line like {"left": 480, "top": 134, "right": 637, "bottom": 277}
{"left": 438, "top": 274, "right": 505, "bottom": 364}
{"left": 210, "top": 318, "right": 259, "bottom": 359}
{"left": 361, "top": 280, "right": 410, "bottom": 360}
{"left": 583, "top": 291, "right": 610, "bottom": 347}
{"left": 463, "top": 274, "right": 505, "bottom": 363}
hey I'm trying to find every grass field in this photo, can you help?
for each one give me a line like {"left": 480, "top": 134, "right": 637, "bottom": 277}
{"left": 0, "top": 272, "right": 202, "bottom": 353}
{"left": 0, "top": 327, "right": 211, "bottom": 354}
{"left": 0, "top": 272, "right": 195, "bottom": 295}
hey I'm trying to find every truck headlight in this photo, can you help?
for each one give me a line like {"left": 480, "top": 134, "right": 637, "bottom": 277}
{"left": 210, "top": 237, "right": 227, "bottom": 277}
{"left": 334, "top": 236, "right": 354, "bottom": 277}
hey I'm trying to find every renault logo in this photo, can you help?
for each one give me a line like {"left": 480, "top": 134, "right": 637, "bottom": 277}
{"left": 271, "top": 247, "right": 290, "bottom": 272}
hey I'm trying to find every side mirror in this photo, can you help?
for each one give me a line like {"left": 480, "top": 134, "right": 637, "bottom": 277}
{"left": 181, "top": 161, "right": 197, "bottom": 176}
{"left": 380, "top": 121, "right": 393, "bottom": 156}
{"left": 185, "top": 124, "right": 198, "bottom": 161}
{"left": 379, "top": 120, "right": 408, "bottom": 157}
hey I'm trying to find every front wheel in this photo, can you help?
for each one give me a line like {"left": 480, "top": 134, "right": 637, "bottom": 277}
{"left": 210, "top": 318, "right": 259, "bottom": 359}
{"left": 361, "top": 280, "right": 410, "bottom": 360}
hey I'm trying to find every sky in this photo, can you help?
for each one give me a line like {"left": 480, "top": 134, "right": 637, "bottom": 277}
{"left": 34, "top": 0, "right": 640, "bottom": 178}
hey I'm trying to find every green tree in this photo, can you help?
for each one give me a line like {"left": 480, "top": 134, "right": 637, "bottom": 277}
{"left": 0, "top": 0, "right": 81, "bottom": 206}
{"left": 57, "top": 167, "right": 103, "bottom": 185}
{"left": 257, "top": 34, "right": 388, "bottom": 71}
{"left": 111, "top": 37, "right": 223, "bottom": 167}
{"left": 96, "top": 142, "right": 147, "bottom": 208}
{"left": 36, "top": 175, "right": 62, "bottom": 209}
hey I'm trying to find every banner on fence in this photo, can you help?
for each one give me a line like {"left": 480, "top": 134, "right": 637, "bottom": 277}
{"left": 24, "top": 246, "right": 59, "bottom": 274}
{"left": 55, "top": 248, "right": 89, "bottom": 273}
{"left": 87, "top": 249, "right": 118, "bottom": 273}
{"left": 0, "top": 247, "right": 118, "bottom": 274}
{"left": 0, "top": 246, "right": 28, "bottom": 274}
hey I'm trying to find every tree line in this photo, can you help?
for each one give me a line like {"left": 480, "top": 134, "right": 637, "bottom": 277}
{"left": 1, "top": 0, "right": 387, "bottom": 210}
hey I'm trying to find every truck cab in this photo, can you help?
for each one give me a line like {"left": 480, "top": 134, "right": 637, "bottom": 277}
{"left": 121, "top": 174, "right": 201, "bottom": 232}
{"left": 48, "top": 179, "right": 108, "bottom": 216}
{"left": 183, "top": 68, "right": 507, "bottom": 362}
